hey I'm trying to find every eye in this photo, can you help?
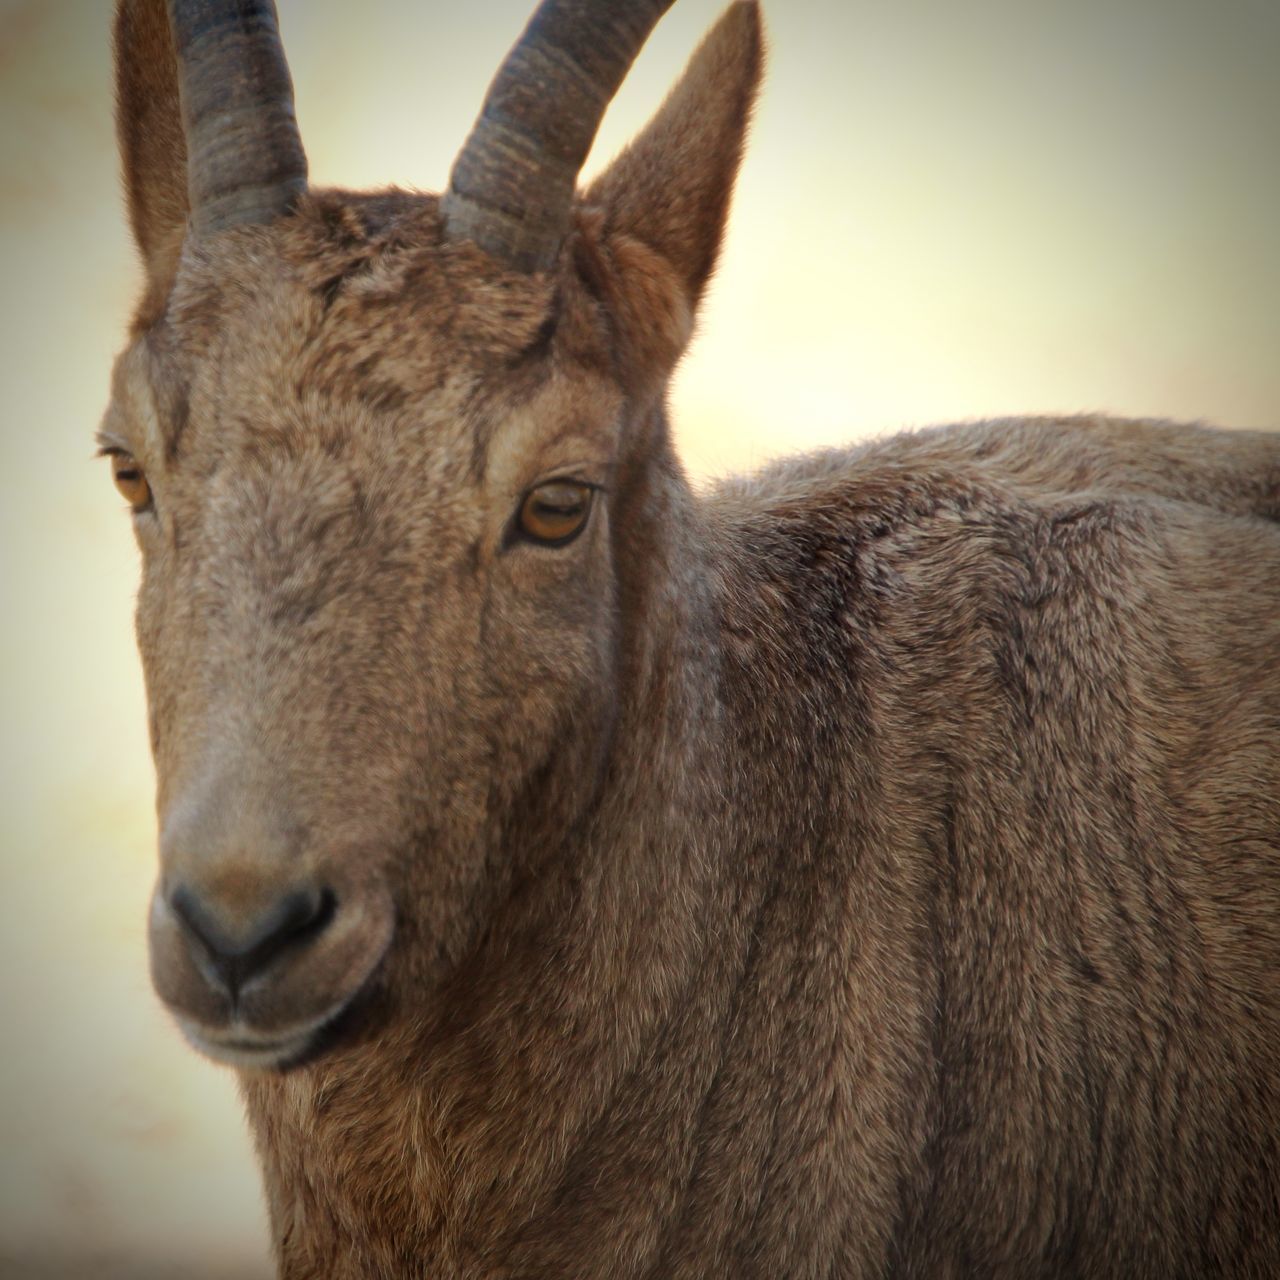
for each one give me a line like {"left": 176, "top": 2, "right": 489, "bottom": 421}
{"left": 517, "top": 480, "right": 594, "bottom": 546}
{"left": 110, "top": 452, "right": 152, "bottom": 512}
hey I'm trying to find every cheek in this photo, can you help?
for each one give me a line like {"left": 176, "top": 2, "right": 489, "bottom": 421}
{"left": 482, "top": 554, "right": 618, "bottom": 784}
{"left": 134, "top": 561, "right": 186, "bottom": 773}
{"left": 132, "top": 537, "right": 233, "bottom": 789}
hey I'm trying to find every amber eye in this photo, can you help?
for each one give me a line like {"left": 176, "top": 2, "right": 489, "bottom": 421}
{"left": 517, "top": 481, "right": 594, "bottom": 546}
{"left": 110, "top": 453, "right": 152, "bottom": 512}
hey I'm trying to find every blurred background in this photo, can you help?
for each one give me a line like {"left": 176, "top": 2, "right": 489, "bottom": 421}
{"left": 0, "top": 0, "right": 1276, "bottom": 1274}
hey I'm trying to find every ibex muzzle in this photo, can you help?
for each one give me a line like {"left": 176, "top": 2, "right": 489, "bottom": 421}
{"left": 150, "top": 764, "right": 393, "bottom": 1068}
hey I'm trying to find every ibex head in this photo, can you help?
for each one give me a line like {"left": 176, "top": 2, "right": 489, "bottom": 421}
{"left": 105, "top": 0, "right": 762, "bottom": 1070}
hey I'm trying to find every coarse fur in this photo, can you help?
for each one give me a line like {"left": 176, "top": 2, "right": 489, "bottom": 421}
{"left": 105, "top": 1, "right": 1280, "bottom": 1277}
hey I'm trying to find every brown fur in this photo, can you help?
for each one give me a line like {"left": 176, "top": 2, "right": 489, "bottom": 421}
{"left": 106, "top": 2, "right": 1280, "bottom": 1276}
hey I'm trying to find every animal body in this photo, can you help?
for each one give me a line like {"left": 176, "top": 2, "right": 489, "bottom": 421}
{"left": 104, "top": 0, "right": 1280, "bottom": 1276}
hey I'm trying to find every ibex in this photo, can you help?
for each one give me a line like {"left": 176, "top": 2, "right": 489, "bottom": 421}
{"left": 103, "top": 0, "right": 1279, "bottom": 1276}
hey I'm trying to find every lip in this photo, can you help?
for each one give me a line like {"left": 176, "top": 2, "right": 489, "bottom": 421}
{"left": 178, "top": 1009, "right": 341, "bottom": 1072}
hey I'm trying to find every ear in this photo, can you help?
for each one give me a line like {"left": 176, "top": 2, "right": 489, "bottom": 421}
{"left": 582, "top": 0, "right": 763, "bottom": 358}
{"left": 114, "top": 0, "right": 189, "bottom": 325}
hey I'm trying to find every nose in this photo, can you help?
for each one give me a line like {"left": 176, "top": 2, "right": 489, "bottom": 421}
{"left": 168, "top": 881, "right": 335, "bottom": 996}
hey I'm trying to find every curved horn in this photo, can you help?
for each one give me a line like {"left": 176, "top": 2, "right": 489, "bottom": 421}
{"left": 167, "top": 0, "right": 307, "bottom": 237}
{"left": 442, "top": 0, "right": 676, "bottom": 273}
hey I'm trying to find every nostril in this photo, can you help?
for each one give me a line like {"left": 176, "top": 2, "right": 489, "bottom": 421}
{"left": 168, "top": 883, "right": 336, "bottom": 994}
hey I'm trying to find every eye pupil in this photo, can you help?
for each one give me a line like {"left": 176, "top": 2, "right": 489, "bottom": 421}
{"left": 518, "top": 482, "right": 593, "bottom": 545}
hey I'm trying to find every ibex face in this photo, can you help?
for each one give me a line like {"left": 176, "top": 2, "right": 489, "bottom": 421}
{"left": 107, "top": 213, "right": 638, "bottom": 1069}
{"left": 108, "top": 0, "right": 762, "bottom": 1069}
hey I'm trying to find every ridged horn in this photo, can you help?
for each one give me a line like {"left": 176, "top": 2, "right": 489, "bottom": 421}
{"left": 442, "top": 0, "right": 676, "bottom": 273}
{"left": 167, "top": 0, "right": 307, "bottom": 237}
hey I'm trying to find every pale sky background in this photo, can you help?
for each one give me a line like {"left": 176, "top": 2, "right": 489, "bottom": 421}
{"left": 1, "top": 0, "right": 1277, "bottom": 1275}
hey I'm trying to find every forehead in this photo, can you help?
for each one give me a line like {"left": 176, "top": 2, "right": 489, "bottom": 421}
{"left": 138, "top": 191, "right": 618, "bottom": 472}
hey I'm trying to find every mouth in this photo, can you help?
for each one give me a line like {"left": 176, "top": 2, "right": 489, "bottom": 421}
{"left": 178, "top": 1007, "right": 347, "bottom": 1072}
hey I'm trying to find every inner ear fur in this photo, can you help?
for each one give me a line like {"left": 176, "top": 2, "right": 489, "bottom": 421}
{"left": 115, "top": 0, "right": 189, "bottom": 326}
{"left": 581, "top": 0, "right": 763, "bottom": 370}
